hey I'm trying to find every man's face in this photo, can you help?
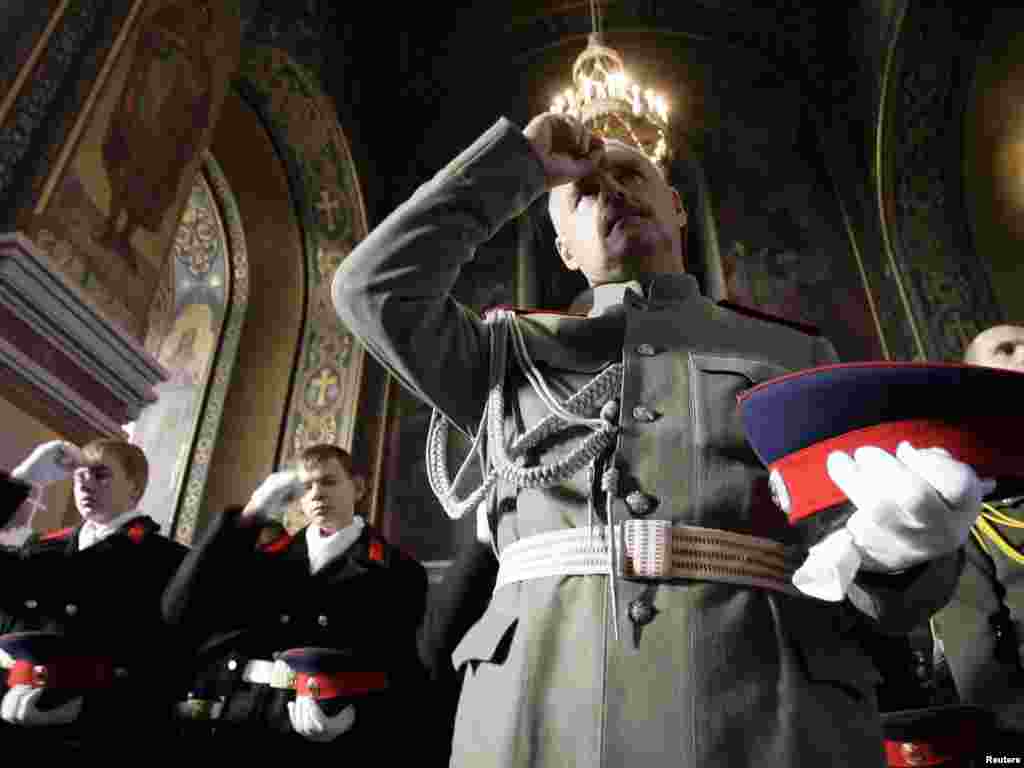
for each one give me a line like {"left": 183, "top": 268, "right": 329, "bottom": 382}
{"left": 297, "top": 457, "right": 364, "bottom": 533}
{"left": 72, "top": 452, "right": 138, "bottom": 525}
{"left": 548, "top": 142, "right": 687, "bottom": 286}
{"left": 967, "top": 325, "right": 1024, "bottom": 373}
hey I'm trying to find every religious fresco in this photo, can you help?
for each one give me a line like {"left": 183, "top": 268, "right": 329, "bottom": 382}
{"left": 693, "top": 73, "right": 885, "bottom": 362}
{"left": 23, "top": 0, "right": 240, "bottom": 341}
{"left": 131, "top": 170, "right": 228, "bottom": 535}
{"left": 233, "top": 46, "right": 369, "bottom": 534}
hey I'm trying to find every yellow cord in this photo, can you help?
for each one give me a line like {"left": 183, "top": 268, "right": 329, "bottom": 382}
{"left": 971, "top": 502, "right": 1024, "bottom": 564}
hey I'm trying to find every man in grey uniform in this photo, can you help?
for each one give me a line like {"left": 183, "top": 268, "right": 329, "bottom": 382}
{"left": 333, "top": 112, "right": 984, "bottom": 767}
{"left": 931, "top": 324, "right": 1024, "bottom": 750}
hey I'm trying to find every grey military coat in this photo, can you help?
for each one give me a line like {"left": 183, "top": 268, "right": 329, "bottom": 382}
{"left": 333, "top": 118, "right": 964, "bottom": 767}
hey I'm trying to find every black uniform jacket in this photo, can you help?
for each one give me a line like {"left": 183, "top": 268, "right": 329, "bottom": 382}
{"left": 0, "top": 472, "right": 30, "bottom": 529}
{"left": 162, "top": 508, "right": 428, "bottom": 754}
{"left": 0, "top": 496, "right": 189, "bottom": 748}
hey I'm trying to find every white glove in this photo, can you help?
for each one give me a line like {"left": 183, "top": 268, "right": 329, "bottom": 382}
{"left": 242, "top": 471, "right": 300, "bottom": 522}
{"left": 11, "top": 441, "right": 82, "bottom": 487}
{"left": 287, "top": 696, "right": 355, "bottom": 742}
{"left": 792, "top": 442, "right": 994, "bottom": 601}
{"left": 0, "top": 685, "right": 83, "bottom": 726}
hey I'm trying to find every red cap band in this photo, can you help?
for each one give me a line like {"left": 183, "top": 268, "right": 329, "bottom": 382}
{"left": 769, "top": 416, "right": 1024, "bottom": 524}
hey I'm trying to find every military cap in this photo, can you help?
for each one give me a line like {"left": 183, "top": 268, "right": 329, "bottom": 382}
{"left": 738, "top": 362, "right": 1024, "bottom": 547}
{"left": 278, "top": 647, "right": 388, "bottom": 701}
{"left": 881, "top": 706, "right": 993, "bottom": 767}
{"left": 0, "top": 631, "right": 116, "bottom": 689}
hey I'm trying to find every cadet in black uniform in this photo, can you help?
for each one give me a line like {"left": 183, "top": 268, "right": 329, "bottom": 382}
{"left": 162, "top": 443, "right": 428, "bottom": 757}
{"left": 0, "top": 439, "right": 189, "bottom": 753}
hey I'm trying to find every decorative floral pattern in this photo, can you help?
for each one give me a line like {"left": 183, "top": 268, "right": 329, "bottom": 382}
{"left": 172, "top": 184, "right": 219, "bottom": 276}
{"left": 171, "top": 152, "right": 250, "bottom": 545}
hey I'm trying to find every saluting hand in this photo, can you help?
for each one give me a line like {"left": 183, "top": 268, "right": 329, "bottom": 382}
{"left": 287, "top": 696, "right": 356, "bottom": 742}
{"left": 11, "top": 440, "right": 83, "bottom": 488}
{"left": 523, "top": 113, "right": 604, "bottom": 190}
{"left": 242, "top": 470, "right": 301, "bottom": 523}
{"left": 1, "top": 685, "right": 83, "bottom": 727}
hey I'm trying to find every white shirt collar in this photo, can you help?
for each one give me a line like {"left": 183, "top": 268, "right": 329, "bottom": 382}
{"left": 78, "top": 509, "right": 140, "bottom": 550}
{"left": 305, "top": 516, "right": 365, "bottom": 574}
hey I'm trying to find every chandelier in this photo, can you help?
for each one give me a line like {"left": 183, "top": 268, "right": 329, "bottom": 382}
{"left": 548, "top": 3, "right": 671, "bottom": 168}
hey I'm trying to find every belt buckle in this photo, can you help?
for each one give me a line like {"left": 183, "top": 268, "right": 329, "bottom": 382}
{"left": 269, "top": 658, "right": 296, "bottom": 690}
{"left": 621, "top": 519, "right": 671, "bottom": 579}
{"left": 179, "top": 698, "right": 223, "bottom": 720}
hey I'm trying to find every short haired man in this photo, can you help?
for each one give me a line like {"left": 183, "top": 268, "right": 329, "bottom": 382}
{"left": 333, "top": 112, "right": 986, "bottom": 767}
{"left": 162, "top": 444, "right": 428, "bottom": 756}
{"left": 0, "top": 439, "right": 189, "bottom": 753}
{"left": 930, "top": 324, "right": 1024, "bottom": 748}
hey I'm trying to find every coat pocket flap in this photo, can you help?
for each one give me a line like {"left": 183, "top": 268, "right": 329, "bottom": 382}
{"left": 690, "top": 353, "right": 790, "bottom": 385}
{"left": 452, "top": 607, "right": 519, "bottom": 670}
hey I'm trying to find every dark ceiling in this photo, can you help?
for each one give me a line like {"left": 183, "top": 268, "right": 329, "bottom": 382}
{"left": 239, "top": 1, "right": 857, "bottom": 227}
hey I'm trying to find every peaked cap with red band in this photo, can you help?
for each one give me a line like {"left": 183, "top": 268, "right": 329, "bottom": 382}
{"left": 278, "top": 647, "right": 387, "bottom": 701}
{"left": 738, "top": 362, "right": 1024, "bottom": 536}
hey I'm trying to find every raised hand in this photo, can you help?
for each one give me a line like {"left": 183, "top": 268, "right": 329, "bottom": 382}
{"left": 523, "top": 113, "right": 604, "bottom": 190}
{"left": 11, "top": 441, "right": 83, "bottom": 488}
{"left": 242, "top": 470, "right": 301, "bottom": 523}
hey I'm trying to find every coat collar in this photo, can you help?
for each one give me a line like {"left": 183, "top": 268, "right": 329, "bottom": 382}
{"left": 578, "top": 272, "right": 701, "bottom": 317}
{"left": 511, "top": 273, "right": 701, "bottom": 373}
{"left": 287, "top": 523, "right": 384, "bottom": 581}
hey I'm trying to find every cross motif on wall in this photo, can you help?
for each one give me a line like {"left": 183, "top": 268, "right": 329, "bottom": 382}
{"left": 317, "top": 189, "right": 341, "bottom": 231}
{"left": 311, "top": 368, "right": 338, "bottom": 407}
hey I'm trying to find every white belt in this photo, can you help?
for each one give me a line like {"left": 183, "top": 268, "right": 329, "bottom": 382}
{"left": 495, "top": 519, "right": 806, "bottom": 596}
{"left": 241, "top": 658, "right": 297, "bottom": 689}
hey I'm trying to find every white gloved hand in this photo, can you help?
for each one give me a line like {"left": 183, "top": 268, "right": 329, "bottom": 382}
{"left": 11, "top": 441, "right": 83, "bottom": 487}
{"left": 792, "top": 442, "right": 994, "bottom": 601}
{"left": 242, "top": 470, "right": 300, "bottom": 522}
{"left": 0, "top": 685, "right": 82, "bottom": 726}
{"left": 287, "top": 696, "right": 355, "bottom": 742}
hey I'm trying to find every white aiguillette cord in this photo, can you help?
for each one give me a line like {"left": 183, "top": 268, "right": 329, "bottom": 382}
{"left": 425, "top": 309, "right": 624, "bottom": 639}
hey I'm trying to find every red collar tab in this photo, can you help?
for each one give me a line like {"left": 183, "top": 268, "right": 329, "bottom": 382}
{"left": 126, "top": 521, "right": 148, "bottom": 544}
{"left": 40, "top": 527, "right": 75, "bottom": 542}
{"left": 295, "top": 670, "right": 388, "bottom": 700}
{"left": 259, "top": 532, "right": 292, "bottom": 554}
{"left": 769, "top": 417, "right": 1024, "bottom": 524}
{"left": 368, "top": 539, "right": 384, "bottom": 562}
{"left": 717, "top": 300, "right": 821, "bottom": 336}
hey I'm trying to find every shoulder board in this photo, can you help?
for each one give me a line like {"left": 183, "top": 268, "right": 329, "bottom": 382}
{"left": 483, "top": 304, "right": 586, "bottom": 319}
{"left": 259, "top": 532, "right": 292, "bottom": 554}
{"left": 40, "top": 526, "right": 75, "bottom": 542}
{"left": 716, "top": 300, "right": 821, "bottom": 336}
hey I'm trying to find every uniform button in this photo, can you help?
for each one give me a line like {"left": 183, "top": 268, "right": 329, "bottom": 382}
{"left": 632, "top": 405, "right": 659, "bottom": 423}
{"left": 279, "top": 614, "right": 291, "bottom": 624}
{"left": 628, "top": 598, "right": 656, "bottom": 627}
{"left": 64, "top": 603, "right": 78, "bottom": 616}
{"left": 23, "top": 599, "right": 37, "bottom": 610}
{"left": 227, "top": 659, "right": 238, "bottom": 671}
{"left": 317, "top": 615, "right": 328, "bottom": 627}
{"left": 636, "top": 343, "right": 658, "bottom": 356}
{"left": 625, "top": 491, "right": 656, "bottom": 517}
